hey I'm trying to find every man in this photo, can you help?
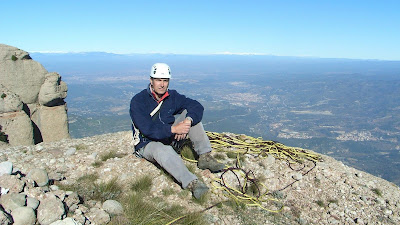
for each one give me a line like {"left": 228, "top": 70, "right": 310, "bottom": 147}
{"left": 129, "top": 63, "right": 224, "bottom": 199}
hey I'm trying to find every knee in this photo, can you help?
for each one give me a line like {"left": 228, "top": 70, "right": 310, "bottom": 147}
{"left": 151, "top": 142, "right": 177, "bottom": 157}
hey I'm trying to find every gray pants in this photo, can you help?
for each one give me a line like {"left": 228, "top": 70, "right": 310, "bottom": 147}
{"left": 138, "top": 111, "right": 211, "bottom": 188}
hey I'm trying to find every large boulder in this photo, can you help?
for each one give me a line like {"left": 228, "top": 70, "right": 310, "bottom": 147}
{"left": 0, "top": 44, "right": 47, "bottom": 104}
{"left": 0, "top": 111, "right": 34, "bottom": 146}
{"left": 0, "top": 44, "right": 69, "bottom": 145}
{"left": 0, "top": 84, "right": 23, "bottom": 113}
{"left": 39, "top": 72, "right": 68, "bottom": 106}
{"left": 31, "top": 104, "right": 70, "bottom": 142}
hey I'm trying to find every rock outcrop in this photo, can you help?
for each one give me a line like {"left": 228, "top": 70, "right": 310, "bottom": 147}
{"left": 0, "top": 44, "right": 69, "bottom": 146}
{"left": 0, "top": 131, "right": 398, "bottom": 224}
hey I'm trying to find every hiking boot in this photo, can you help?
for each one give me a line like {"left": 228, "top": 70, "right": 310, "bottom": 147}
{"left": 197, "top": 152, "right": 225, "bottom": 172}
{"left": 187, "top": 179, "right": 209, "bottom": 199}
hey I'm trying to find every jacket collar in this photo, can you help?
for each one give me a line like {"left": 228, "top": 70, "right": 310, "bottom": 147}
{"left": 147, "top": 84, "right": 169, "bottom": 103}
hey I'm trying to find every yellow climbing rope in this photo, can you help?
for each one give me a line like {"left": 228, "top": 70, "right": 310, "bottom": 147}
{"left": 170, "top": 131, "right": 323, "bottom": 224}
{"left": 206, "top": 131, "right": 322, "bottom": 163}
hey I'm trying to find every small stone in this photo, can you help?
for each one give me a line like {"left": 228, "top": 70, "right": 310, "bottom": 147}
{"left": 26, "top": 197, "right": 40, "bottom": 210}
{"left": 11, "top": 207, "right": 36, "bottom": 225}
{"left": 86, "top": 208, "right": 110, "bottom": 225}
{"left": 0, "top": 209, "right": 12, "bottom": 224}
{"left": 50, "top": 185, "right": 60, "bottom": 191}
{"left": 292, "top": 172, "right": 303, "bottom": 180}
{"left": 266, "top": 154, "right": 275, "bottom": 164}
{"left": 384, "top": 209, "right": 393, "bottom": 215}
{"left": 27, "top": 168, "right": 49, "bottom": 187}
{"left": 0, "top": 174, "right": 25, "bottom": 193}
{"left": 49, "top": 217, "right": 82, "bottom": 225}
{"left": 88, "top": 152, "right": 97, "bottom": 160}
{"left": 65, "top": 148, "right": 76, "bottom": 156}
{"left": 354, "top": 218, "right": 364, "bottom": 224}
{"left": 0, "top": 161, "right": 13, "bottom": 176}
{"left": 0, "top": 193, "right": 26, "bottom": 213}
{"left": 102, "top": 199, "right": 123, "bottom": 215}
{"left": 37, "top": 194, "right": 66, "bottom": 225}
{"left": 376, "top": 198, "right": 385, "bottom": 205}
{"left": 327, "top": 216, "right": 339, "bottom": 224}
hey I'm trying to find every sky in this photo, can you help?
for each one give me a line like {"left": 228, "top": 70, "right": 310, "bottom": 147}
{"left": 1, "top": 0, "right": 400, "bottom": 60}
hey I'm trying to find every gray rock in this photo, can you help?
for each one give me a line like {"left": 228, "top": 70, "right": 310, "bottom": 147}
{"left": 102, "top": 199, "right": 124, "bottom": 215}
{"left": 11, "top": 207, "right": 36, "bottom": 225}
{"left": 0, "top": 85, "right": 23, "bottom": 113}
{"left": 0, "top": 193, "right": 26, "bottom": 213}
{"left": 30, "top": 105, "right": 70, "bottom": 143}
{"left": 0, "top": 44, "right": 47, "bottom": 104}
{"left": 0, "top": 44, "right": 70, "bottom": 146}
{"left": 292, "top": 172, "right": 303, "bottom": 180}
{"left": 37, "top": 194, "right": 66, "bottom": 225}
{"left": 266, "top": 154, "right": 276, "bottom": 164}
{"left": 376, "top": 198, "right": 385, "bottom": 205}
{"left": 0, "top": 174, "right": 25, "bottom": 193}
{"left": 65, "top": 192, "right": 81, "bottom": 210}
{"left": 0, "top": 161, "right": 13, "bottom": 176}
{"left": 26, "top": 197, "right": 40, "bottom": 210}
{"left": 39, "top": 72, "right": 67, "bottom": 106}
{"left": 88, "top": 152, "right": 97, "bottom": 160}
{"left": 27, "top": 168, "right": 49, "bottom": 187}
{"left": 50, "top": 218, "right": 82, "bottom": 225}
{"left": 354, "top": 218, "right": 364, "bottom": 224}
{"left": 35, "top": 144, "right": 44, "bottom": 151}
{"left": 0, "top": 209, "right": 12, "bottom": 225}
{"left": 50, "top": 185, "right": 60, "bottom": 191}
{"left": 0, "top": 111, "right": 34, "bottom": 146}
{"left": 86, "top": 208, "right": 110, "bottom": 225}
{"left": 65, "top": 148, "right": 76, "bottom": 156}
{"left": 384, "top": 209, "right": 393, "bottom": 215}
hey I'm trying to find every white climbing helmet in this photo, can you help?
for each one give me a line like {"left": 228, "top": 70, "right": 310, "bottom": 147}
{"left": 150, "top": 63, "right": 171, "bottom": 79}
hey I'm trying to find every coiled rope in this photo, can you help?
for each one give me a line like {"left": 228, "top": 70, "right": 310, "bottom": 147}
{"left": 170, "top": 131, "right": 323, "bottom": 224}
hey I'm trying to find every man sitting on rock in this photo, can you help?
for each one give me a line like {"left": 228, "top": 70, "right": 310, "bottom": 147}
{"left": 129, "top": 63, "right": 224, "bottom": 199}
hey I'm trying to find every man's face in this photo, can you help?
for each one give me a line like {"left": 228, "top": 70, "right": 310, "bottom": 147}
{"left": 150, "top": 78, "right": 169, "bottom": 96}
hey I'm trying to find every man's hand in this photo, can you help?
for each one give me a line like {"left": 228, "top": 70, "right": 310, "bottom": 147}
{"left": 171, "top": 119, "right": 192, "bottom": 141}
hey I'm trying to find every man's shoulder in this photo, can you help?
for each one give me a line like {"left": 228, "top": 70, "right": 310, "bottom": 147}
{"left": 131, "top": 89, "right": 149, "bottom": 101}
{"left": 168, "top": 89, "right": 179, "bottom": 95}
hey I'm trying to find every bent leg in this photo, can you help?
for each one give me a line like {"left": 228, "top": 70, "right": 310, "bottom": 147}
{"left": 142, "top": 142, "right": 197, "bottom": 188}
{"left": 173, "top": 110, "right": 212, "bottom": 155}
{"left": 188, "top": 122, "right": 212, "bottom": 155}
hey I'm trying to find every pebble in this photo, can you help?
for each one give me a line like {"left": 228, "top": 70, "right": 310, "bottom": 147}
{"left": 65, "top": 148, "right": 76, "bottom": 156}
{"left": 0, "top": 161, "right": 13, "bottom": 176}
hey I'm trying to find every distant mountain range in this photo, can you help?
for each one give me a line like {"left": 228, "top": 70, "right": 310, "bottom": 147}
{"left": 31, "top": 52, "right": 400, "bottom": 79}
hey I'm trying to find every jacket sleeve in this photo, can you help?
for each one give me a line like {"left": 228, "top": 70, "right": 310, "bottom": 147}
{"left": 174, "top": 92, "right": 204, "bottom": 125}
{"left": 130, "top": 96, "right": 172, "bottom": 140}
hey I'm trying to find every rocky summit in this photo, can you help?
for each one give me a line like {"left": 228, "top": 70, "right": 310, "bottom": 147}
{"left": 0, "top": 131, "right": 399, "bottom": 224}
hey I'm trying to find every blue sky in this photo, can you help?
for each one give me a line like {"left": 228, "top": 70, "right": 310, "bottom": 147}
{"left": 1, "top": 0, "right": 399, "bottom": 60}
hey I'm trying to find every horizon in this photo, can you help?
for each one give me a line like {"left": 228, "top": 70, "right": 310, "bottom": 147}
{"left": 29, "top": 50, "right": 400, "bottom": 62}
{"left": 1, "top": 1, "right": 400, "bottom": 61}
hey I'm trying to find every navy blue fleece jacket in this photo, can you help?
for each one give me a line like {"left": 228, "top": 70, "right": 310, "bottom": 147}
{"left": 129, "top": 85, "right": 204, "bottom": 150}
